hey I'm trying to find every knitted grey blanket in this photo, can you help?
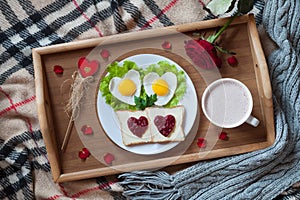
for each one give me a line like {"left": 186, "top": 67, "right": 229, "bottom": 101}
{"left": 120, "top": 0, "right": 300, "bottom": 199}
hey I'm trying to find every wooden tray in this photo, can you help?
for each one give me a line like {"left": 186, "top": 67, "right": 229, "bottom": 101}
{"left": 33, "top": 14, "right": 275, "bottom": 182}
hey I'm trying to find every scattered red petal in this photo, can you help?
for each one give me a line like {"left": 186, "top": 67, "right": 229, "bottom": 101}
{"left": 197, "top": 138, "right": 207, "bottom": 148}
{"left": 219, "top": 132, "right": 228, "bottom": 140}
{"left": 78, "top": 57, "right": 86, "bottom": 66}
{"left": 161, "top": 41, "right": 172, "bottom": 49}
{"left": 78, "top": 148, "right": 91, "bottom": 160}
{"left": 53, "top": 65, "right": 64, "bottom": 74}
{"left": 104, "top": 153, "right": 115, "bottom": 165}
{"left": 227, "top": 56, "right": 238, "bottom": 66}
{"left": 78, "top": 57, "right": 99, "bottom": 78}
{"left": 100, "top": 49, "right": 110, "bottom": 59}
{"left": 81, "top": 125, "right": 93, "bottom": 135}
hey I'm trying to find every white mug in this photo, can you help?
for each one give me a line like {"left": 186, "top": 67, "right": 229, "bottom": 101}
{"left": 201, "top": 78, "right": 259, "bottom": 128}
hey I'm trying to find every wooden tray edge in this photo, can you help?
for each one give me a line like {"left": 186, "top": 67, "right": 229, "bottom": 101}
{"left": 247, "top": 15, "right": 275, "bottom": 145}
{"left": 55, "top": 141, "right": 273, "bottom": 182}
{"left": 33, "top": 49, "right": 61, "bottom": 182}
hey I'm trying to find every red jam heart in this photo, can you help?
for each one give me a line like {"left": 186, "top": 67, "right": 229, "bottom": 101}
{"left": 78, "top": 57, "right": 99, "bottom": 78}
{"left": 154, "top": 115, "right": 175, "bottom": 137}
{"left": 127, "top": 116, "right": 148, "bottom": 138}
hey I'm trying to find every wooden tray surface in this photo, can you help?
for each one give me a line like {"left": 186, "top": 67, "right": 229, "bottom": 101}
{"left": 33, "top": 14, "right": 275, "bottom": 182}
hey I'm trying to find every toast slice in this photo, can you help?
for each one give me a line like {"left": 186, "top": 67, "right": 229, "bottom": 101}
{"left": 116, "top": 110, "right": 152, "bottom": 146}
{"left": 147, "top": 106, "right": 185, "bottom": 143}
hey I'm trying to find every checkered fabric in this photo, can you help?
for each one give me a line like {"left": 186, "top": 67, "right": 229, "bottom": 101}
{"left": 0, "top": 0, "right": 298, "bottom": 199}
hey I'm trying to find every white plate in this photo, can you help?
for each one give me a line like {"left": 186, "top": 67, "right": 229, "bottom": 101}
{"left": 96, "top": 54, "right": 198, "bottom": 155}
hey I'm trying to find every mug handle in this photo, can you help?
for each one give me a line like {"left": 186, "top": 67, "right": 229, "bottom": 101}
{"left": 246, "top": 115, "right": 260, "bottom": 127}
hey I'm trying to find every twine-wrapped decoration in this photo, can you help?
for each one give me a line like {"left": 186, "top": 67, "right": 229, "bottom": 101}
{"left": 61, "top": 57, "right": 100, "bottom": 151}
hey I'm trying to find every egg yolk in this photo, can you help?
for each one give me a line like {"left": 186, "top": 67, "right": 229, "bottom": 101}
{"left": 152, "top": 79, "right": 169, "bottom": 96}
{"left": 118, "top": 79, "right": 136, "bottom": 96}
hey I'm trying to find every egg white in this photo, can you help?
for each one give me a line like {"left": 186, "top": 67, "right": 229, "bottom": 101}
{"left": 109, "top": 69, "right": 141, "bottom": 105}
{"left": 143, "top": 72, "right": 177, "bottom": 106}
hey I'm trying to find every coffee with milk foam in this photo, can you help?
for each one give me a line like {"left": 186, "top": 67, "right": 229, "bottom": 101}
{"left": 203, "top": 79, "right": 251, "bottom": 127}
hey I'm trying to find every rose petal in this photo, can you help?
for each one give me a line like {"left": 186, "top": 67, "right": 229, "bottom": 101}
{"left": 227, "top": 56, "right": 238, "bottom": 66}
{"left": 104, "top": 153, "right": 115, "bottom": 165}
{"left": 78, "top": 148, "right": 91, "bottom": 160}
{"left": 161, "top": 41, "right": 172, "bottom": 49}
{"left": 219, "top": 132, "right": 228, "bottom": 140}
{"left": 78, "top": 57, "right": 86, "bottom": 67}
{"left": 53, "top": 65, "right": 64, "bottom": 74}
{"left": 81, "top": 125, "right": 93, "bottom": 135}
{"left": 196, "top": 39, "right": 215, "bottom": 51}
{"left": 100, "top": 49, "right": 110, "bottom": 59}
{"left": 213, "top": 56, "right": 222, "bottom": 68}
{"left": 197, "top": 138, "right": 207, "bottom": 148}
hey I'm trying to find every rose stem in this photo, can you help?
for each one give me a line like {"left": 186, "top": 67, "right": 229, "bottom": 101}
{"left": 206, "top": 14, "right": 238, "bottom": 44}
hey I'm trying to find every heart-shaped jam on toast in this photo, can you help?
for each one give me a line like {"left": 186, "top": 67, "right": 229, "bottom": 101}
{"left": 127, "top": 116, "right": 148, "bottom": 138}
{"left": 154, "top": 115, "right": 175, "bottom": 137}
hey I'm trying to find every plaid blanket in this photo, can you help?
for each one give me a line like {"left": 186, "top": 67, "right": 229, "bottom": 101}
{"left": 0, "top": 0, "right": 299, "bottom": 199}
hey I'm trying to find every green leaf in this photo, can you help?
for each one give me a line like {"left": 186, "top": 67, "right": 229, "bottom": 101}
{"left": 238, "top": 0, "right": 254, "bottom": 14}
{"left": 215, "top": 45, "right": 236, "bottom": 55}
{"left": 134, "top": 93, "right": 157, "bottom": 110}
{"left": 147, "top": 94, "right": 157, "bottom": 107}
{"left": 206, "top": 0, "right": 235, "bottom": 15}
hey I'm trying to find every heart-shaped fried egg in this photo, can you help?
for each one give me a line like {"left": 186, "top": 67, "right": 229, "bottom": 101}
{"left": 143, "top": 72, "right": 177, "bottom": 106}
{"left": 109, "top": 69, "right": 141, "bottom": 105}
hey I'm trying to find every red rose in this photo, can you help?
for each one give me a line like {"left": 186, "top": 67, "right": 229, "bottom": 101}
{"left": 184, "top": 39, "right": 222, "bottom": 69}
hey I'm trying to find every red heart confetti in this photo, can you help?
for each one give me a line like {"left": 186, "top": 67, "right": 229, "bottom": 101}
{"left": 81, "top": 125, "right": 93, "bottom": 135}
{"left": 197, "top": 138, "right": 207, "bottom": 148}
{"left": 161, "top": 41, "right": 172, "bottom": 49}
{"left": 78, "top": 148, "right": 90, "bottom": 160}
{"left": 127, "top": 116, "right": 149, "bottom": 138}
{"left": 78, "top": 57, "right": 99, "bottom": 78}
{"left": 78, "top": 57, "right": 86, "bottom": 66}
{"left": 227, "top": 56, "right": 238, "bottom": 66}
{"left": 219, "top": 132, "right": 228, "bottom": 140}
{"left": 53, "top": 65, "right": 64, "bottom": 74}
{"left": 154, "top": 115, "right": 175, "bottom": 137}
{"left": 100, "top": 49, "right": 110, "bottom": 59}
{"left": 104, "top": 153, "right": 115, "bottom": 165}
